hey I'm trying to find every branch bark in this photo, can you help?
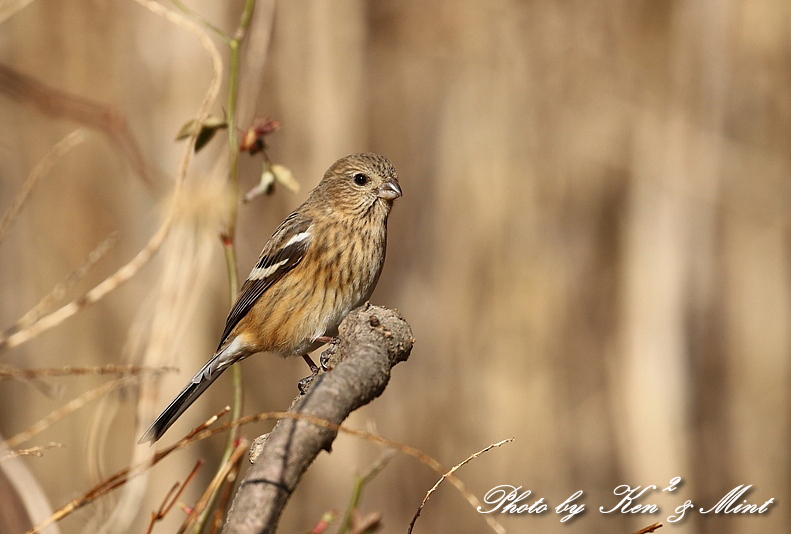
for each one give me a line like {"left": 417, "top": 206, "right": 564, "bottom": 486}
{"left": 223, "top": 304, "right": 414, "bottom": 534}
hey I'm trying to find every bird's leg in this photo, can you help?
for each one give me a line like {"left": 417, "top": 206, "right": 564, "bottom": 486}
{"left": 298, "top": 337, "right": 339, "bottom": 393}
{"left": 298, "top": 354, "right": 319, "bottom": 395}
{"left": 302, "top": 354, "right": 319, "bottom": 374}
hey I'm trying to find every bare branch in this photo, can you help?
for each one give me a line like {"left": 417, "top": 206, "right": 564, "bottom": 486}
{"left": 222, "top": 305, "right": 413, "bottom": 534}
{"left": 216, "top": 307, "right": 504, "bottom": 534}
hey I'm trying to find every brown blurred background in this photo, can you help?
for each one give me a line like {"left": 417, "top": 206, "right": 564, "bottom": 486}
{"left": 1, "top": 1, "right": 790, "bottom": 533}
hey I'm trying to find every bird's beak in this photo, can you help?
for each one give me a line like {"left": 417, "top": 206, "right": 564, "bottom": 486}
{"left": 377, "top": 178, "right": 402, "bottom": 200}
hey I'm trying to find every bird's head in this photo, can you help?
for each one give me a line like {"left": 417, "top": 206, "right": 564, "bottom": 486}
{"left": 316, "top": 153, "right": 402, "bottom": 219}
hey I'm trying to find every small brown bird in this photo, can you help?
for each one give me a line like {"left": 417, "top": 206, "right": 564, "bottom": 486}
{"left": 139, "top": 153, "right": 401, "bottom": 443}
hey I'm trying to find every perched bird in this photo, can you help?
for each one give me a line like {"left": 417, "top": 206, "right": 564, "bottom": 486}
{"left": 139, "top": 153, "right": 401, "bottom": 443}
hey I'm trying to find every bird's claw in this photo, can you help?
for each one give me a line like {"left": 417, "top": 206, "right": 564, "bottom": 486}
{"left": 319, "top": 343, "right": 338, "bottom": 371}
{"left": 298, "top": 373, "right": 316, "bottom": 395}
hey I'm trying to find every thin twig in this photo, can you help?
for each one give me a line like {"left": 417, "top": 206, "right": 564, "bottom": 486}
{"left": 27, "top": 407, "right": 230, "bottom": 534}
{"left": 633, "top": 523, "right": 663, "bottom": 534}
{"left": 0, "top": 364, "right": 177, "bottom": 380}
{"left": 179, "top": 438, "right": 248, "bottom": 533}
{"left": 408, "top": 438, "right": 514, "bottom": 534}
{"left": 0, "top": 129, "right": 86, "bottom": 246}
{"left": 197, "top": 410, "right": 506, "bottom": 534}
{"left": 338, "top": 450, "right": 396, "bottom": 534}
{"left": 198, "top": 1, "right": 259, "bottom": 532}
{"left": 146, "top": 459, "right": 204, "bottom": 534}
{"left": 0, "top": 363, "right": 165, "bottom": 397}
{"left": 209, "top": 457, "right": 243, "bottom": 534}
{"left": 0, "top": 0, "right": 223, "bottom": 355}
{"left": 30, "top": 410, "right": 504, "bottom": 534}
{"left": 169, "top": 0, "right": 232, "bottom": 44}
{"left": 0, "top": 367, "right": 60, "bottom": 398}
{"left": 1, "top": 442, "right": 63, "bottom": 461}
{"left": 3, "top": 232, "right": 118, "bottom": 335}
{"left": 4, "top": 377, "right": 139, "bottom": 448}
{"left": 0, "top": 64, "right": 153, "bottom": 185}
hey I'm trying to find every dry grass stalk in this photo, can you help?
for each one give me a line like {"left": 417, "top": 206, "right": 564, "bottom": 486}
{"left": 177, "top": 438, "right": 248, "bottom": 534}
{"left": 3, "top": 233, "right": 118, "bottom": 336}
{"left": 208, "top": 455, "right": 243, "bottom": 534}
{"left": 1, "top": 442, "right": 63, "bottom": 461}
{"left": 408, "top": 438, "right": 514, "bottom": 534}
{"left": 26, "top": 407, "right": 230, "bottom": 534}
{"left": 0, "top": 364, "right": 177, "bottom": 380}
{"left": 105, "top": 4, "right": 226, "bottom": 532}
{"left": 0, "top": 0, "right": 223, "bottom": 355}
{"left": 0, "top": 64, "right": 152, "bottom": 184}
{"left": 145, "top": 459, "right": 204, "bottom": 534}
{"left": 0, "top": 368, "right": 61, "bottom": 399}
{"left": 4, "top": 377, "right": 140, "bottom": 448}
{"left": 29, "top": 408, "right": 505, "bottom": 534}
{"left": 0, "top": 219, "right": 168, "bottom": 352}
{"left": 0, "top": 129, "right": 86, "bottom": 246}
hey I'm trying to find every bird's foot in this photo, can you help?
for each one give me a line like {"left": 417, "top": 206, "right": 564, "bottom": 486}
{"left": 297, "top": 374, "right": 315, "bottom": 395}
{"left": 298, "top": 354, "right": 319, "bottom": 394}
{"left": 319, "top": 340, "right": 339, "bottom": 371}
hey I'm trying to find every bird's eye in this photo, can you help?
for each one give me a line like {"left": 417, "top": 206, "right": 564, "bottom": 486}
{"left": 353, "top": 173, "right": 369, "bottom": 186}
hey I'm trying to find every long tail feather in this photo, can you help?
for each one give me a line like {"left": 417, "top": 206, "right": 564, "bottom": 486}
{"left": 138, "top": 356, "right": 227, "bottom": 444}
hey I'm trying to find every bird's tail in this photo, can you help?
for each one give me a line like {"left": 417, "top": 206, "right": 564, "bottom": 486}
{"left": 138, "top": 355, "right": 227, "bottom": 444}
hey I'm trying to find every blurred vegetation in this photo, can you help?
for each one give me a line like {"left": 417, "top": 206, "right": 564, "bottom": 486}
{"left": 1, "top": 1, "right": 789, "bottom": 533}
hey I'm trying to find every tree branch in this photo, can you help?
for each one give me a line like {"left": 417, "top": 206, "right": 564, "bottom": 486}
{"left": 223, "top": 304, "right": 414, "bottom": 534}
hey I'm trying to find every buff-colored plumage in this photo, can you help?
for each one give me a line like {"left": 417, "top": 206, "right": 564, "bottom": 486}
{"left": 140, "top": 153, "right": 401, "bottom": 443}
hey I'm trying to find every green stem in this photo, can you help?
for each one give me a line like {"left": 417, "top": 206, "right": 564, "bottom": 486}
{"left": 192, "top": 1, "right": 257, "bottom": 532}
{"left": 338, "top": 452, "right": 395, "bottom": 534}
{"left": 338, "top": 475, "right": 366, "bottom": 534}
{"left": 170, "top": 0, "right": 232, "bottom": 44}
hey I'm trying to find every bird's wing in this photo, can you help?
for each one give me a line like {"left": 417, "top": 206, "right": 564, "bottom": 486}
{"left": 216, "top": 212, "right": 313, "bottom": 350}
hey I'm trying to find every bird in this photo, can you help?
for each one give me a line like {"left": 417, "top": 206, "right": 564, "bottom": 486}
{"left": 139, "top": 153, "right": 402, "bottom": 444}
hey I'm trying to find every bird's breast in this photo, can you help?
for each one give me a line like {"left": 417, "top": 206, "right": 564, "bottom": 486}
{"left": 244, "top": 222, "right": 387, "bottom": 357}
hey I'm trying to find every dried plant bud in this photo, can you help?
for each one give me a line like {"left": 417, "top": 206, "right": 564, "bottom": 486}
{"left": 243, "top": 166, "right": 276, "bottom": 203}
{"left": 175, "top": 116, "right": 227, "bottom": 152}
{"left": 239, "top": 116, "right": 281, "bottom": 154}
{"left": 310, "top": 510, "right": 338, "bottom": 534}
{"left": 271, "top": 163, "right": 299, "bottom": 193}
{"left": 244, "top": 162, "right": 300, "bottom": 203}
